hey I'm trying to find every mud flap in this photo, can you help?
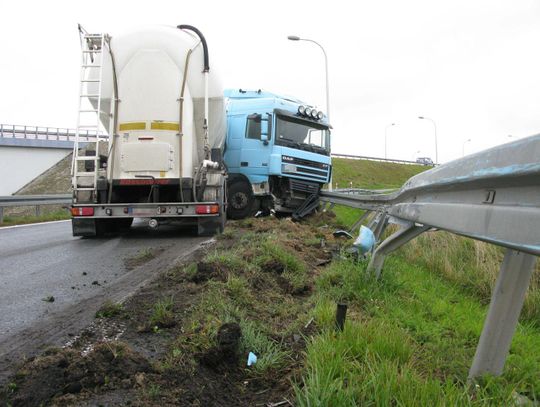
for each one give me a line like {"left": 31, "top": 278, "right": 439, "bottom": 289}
{"left": 72, "top": 218, "right": 97, "bottom": 237}
{"left": 197, "top": 214, "right": 225, "bottom": 236}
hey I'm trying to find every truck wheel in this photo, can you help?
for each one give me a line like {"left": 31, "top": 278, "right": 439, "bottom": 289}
{"left": 227, "top": 181, "right": 258, "bottom": 219}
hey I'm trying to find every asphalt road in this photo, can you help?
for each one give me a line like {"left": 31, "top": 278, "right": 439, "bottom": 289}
{"left": 0, "top": 219, "right": 207, "bottom": 347}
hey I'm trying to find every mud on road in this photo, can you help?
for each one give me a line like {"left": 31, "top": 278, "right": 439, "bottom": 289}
{"left": 1, "top": 214, "right": 342, "bottom": 406}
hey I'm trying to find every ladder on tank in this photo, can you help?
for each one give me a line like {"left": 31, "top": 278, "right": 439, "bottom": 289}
{"left": 72, "top": 28, "right": 109, "bottom": 203}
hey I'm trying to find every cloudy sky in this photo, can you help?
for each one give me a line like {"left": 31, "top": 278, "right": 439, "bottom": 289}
{"left": 2, "top": 0, "right": 540, "bottom": 162}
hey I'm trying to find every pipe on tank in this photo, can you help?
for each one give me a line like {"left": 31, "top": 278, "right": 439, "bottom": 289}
{"left": 177, "top": 24, "right": 210, "bottom": 160}
{"left": 176, "top": 25, "right": 209, "bottom": 72}
{"left": 178, "top": 24, "right": 212, "bottom": 202}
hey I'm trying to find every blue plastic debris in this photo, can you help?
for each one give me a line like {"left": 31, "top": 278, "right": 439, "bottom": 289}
{"left": 353, "top": 225, "right": 375, "bottom": 255}
{"left": 247, "top": 352, "right": 257, "bottom": 366}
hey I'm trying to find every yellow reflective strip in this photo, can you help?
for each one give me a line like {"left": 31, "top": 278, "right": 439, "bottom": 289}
{"left": 150, "top": 122, "right": 180, "bottom": 131}
{"left": 119, "top": 122, "right": 146, "bottom": 131}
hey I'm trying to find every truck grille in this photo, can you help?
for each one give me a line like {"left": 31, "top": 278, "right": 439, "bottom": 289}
{"left": 290, "top": 179, "right": 320, "bottom": 195}
{"left": 282, "top": 155, "right": 330, "bottom": 181}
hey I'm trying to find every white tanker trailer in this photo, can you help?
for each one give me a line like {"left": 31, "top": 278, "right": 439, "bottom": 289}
{"left": 71, "top": 25, "right": 227, "bottom": 236}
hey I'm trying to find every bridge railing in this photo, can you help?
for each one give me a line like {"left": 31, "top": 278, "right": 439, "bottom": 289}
{"left": 0, "top": 124, "right": 99, "bottom": 142}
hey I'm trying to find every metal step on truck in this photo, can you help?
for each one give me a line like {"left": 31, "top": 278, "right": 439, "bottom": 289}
{"left": 71, "top": 25, "right": 227, "bottom": 237}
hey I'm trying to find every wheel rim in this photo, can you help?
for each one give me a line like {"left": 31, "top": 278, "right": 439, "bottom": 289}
{"left": 231, "top": 191, "right": 249, "bottom": 210}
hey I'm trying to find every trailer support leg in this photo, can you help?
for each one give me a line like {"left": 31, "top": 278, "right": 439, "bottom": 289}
{"left": 468, "top": 249, "right": 537, "bottom": 380}
{"left": 367, "top": 223, "right": 430, "bottom": 278}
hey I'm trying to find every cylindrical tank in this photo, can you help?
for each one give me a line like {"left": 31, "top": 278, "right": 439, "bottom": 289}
{"left": 85, "top": 25, "right": 225, "bottom": 181}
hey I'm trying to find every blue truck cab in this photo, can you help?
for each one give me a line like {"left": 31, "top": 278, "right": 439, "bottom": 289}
{"left": 223, "top": 89, "right": 332, "bottom": 218}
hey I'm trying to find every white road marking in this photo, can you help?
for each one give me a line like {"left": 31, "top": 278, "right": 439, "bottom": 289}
{"left": 0, "top": 219, "right": 70, "bottom": 230}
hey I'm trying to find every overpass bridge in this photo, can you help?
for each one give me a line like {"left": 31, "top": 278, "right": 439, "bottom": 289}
{"left": 0, "top": 124, "right": 97, "bottom": 195}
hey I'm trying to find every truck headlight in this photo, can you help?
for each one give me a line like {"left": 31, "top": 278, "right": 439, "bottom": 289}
{"left": 304, "top": 107, "right": 312, "bottom": 116}
{"left": 317, "top": 111, "right": 324, "bottom": 120}
{"left": 298, "top": 105, "right": 305, "bottom": 115}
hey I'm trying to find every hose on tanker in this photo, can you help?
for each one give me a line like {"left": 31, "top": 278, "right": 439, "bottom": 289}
{"left": 106, "top": 35, "right": 120, "bottom": 204}
{"left": 176, "top": 25, "right": 209, "bottom": 72}
{"left": 178, "top": 24, "right": 211, "bottom": 202}
{"left": 177, "top": 48, "right": 193, "bottom": 203}
{"left": 104, "top": 36, "right": 120, "bottom": 203}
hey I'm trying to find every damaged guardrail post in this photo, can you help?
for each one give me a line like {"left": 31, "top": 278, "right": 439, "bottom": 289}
{"left": 468, "top": 249, "right": 538, "bottom": 380}
{"left": 367, "top": 223, "right": 430, "bottom": 278}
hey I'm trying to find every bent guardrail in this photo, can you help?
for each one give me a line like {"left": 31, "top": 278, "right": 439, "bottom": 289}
{"left": 320, "top": 134, "right": 540, "bottom": 381}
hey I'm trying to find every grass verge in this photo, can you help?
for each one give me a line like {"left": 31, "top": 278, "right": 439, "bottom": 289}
{"left": 296, "top": 256, "right": 540, "bottom": 405}
{"left": 0, "top": 209, "right": 70, "bottom": 227}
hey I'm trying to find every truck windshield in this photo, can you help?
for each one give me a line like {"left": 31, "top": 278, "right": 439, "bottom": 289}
{"left": 276, "top": 115, "right": 330, "bottom": 155}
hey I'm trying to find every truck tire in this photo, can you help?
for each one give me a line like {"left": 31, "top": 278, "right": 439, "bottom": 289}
{"left": 226, "top": 181, "right": 259, "bottom": 220}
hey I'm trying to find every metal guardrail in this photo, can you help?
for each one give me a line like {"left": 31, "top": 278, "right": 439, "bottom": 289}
{"left": 320, "top": 134, "right": 540, "bottom": 382}
{"left": 331, "top": 152, "right": 432, "bottom": 166}
{"left": 0, "top": 194, "right": 71, "bottom": 223}
{"left": 0, "top": 124, "right": 98, "bottom": 142}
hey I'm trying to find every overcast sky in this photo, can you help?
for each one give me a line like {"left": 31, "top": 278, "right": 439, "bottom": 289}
{"left": 2, "top": 0, "right": 540, "bottom": 162}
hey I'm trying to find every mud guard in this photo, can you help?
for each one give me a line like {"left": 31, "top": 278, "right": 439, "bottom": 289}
{"left": 72, "top": 218, "right": 98, "bottom": 237}
{"left": 197, "top": 215, "right": 224, "bottom": 236}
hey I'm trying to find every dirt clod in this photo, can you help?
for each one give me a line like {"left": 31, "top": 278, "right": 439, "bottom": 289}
{"left": 191, "top": 261, "right": 226, "bottom": 283}
{"left": 198, "top": 323, "right": 242, "bottom": 369}
{"left": 2, "top": 342, "right": 152, "bottom": 407}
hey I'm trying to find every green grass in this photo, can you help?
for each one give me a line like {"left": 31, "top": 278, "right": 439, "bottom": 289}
{"left": 330, "top": 158, "right": 431, "bottom": 231}
{"left": 296, "top": 257, "right": 540, "bottom": 405}
{"left": 301, "top": 157, "right": 540, "bottom": 404}
{"left": 332, "top": 157, "right": 428, "bottom": 190}
{"left": 169, "top": 227, "right": 310, "bottom": 376}
{"left": 398, "top": 231, "right": 540, "bottom": 324}
{"left": 0, "top": 209, "right": 70, "bottom": 227}
{"left": 95, "top": 300, "right": 124, "bottom": 319}
{"left": 150, "top": 296, "right": 175, "bottom": 328}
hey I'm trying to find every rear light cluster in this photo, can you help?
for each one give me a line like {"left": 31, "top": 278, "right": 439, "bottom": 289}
{"left": 71, "top": 207, "right": 94, "bottom": 216}
{"left": 195, "top": 204, "right": 219, "bottom": 214}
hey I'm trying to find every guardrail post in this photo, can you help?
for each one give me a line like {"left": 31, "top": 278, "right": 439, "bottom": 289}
{"left": 468, "top": 249, "right": 537, "bottom": 380}
{"left": 367, "top": 224, "right": 430, "bottom": 278}
{"left": 35, "top": 205, "right": 41, "bottom": 217}
{"left": 0, "top": 207, "right": 3, "bottom": 224}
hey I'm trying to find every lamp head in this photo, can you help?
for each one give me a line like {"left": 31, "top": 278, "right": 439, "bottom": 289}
{"left": 287, "top": 35, "right": 301, "bottom": 41}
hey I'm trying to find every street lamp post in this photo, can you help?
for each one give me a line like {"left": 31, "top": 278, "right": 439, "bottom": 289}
{"left": 418, "top": 116, "right": 438, "bottom": 164}
{"left": 462, "top": 138, "right": 471, "bottom": 157}
{"left": 287, "top": 35, "right": 330, "bottom": 120}
{"left": 288, "top": 35, "right": 333, "bottom": 189}
{"left": 385, "top": 123, "right": 395, "bottom": 159}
